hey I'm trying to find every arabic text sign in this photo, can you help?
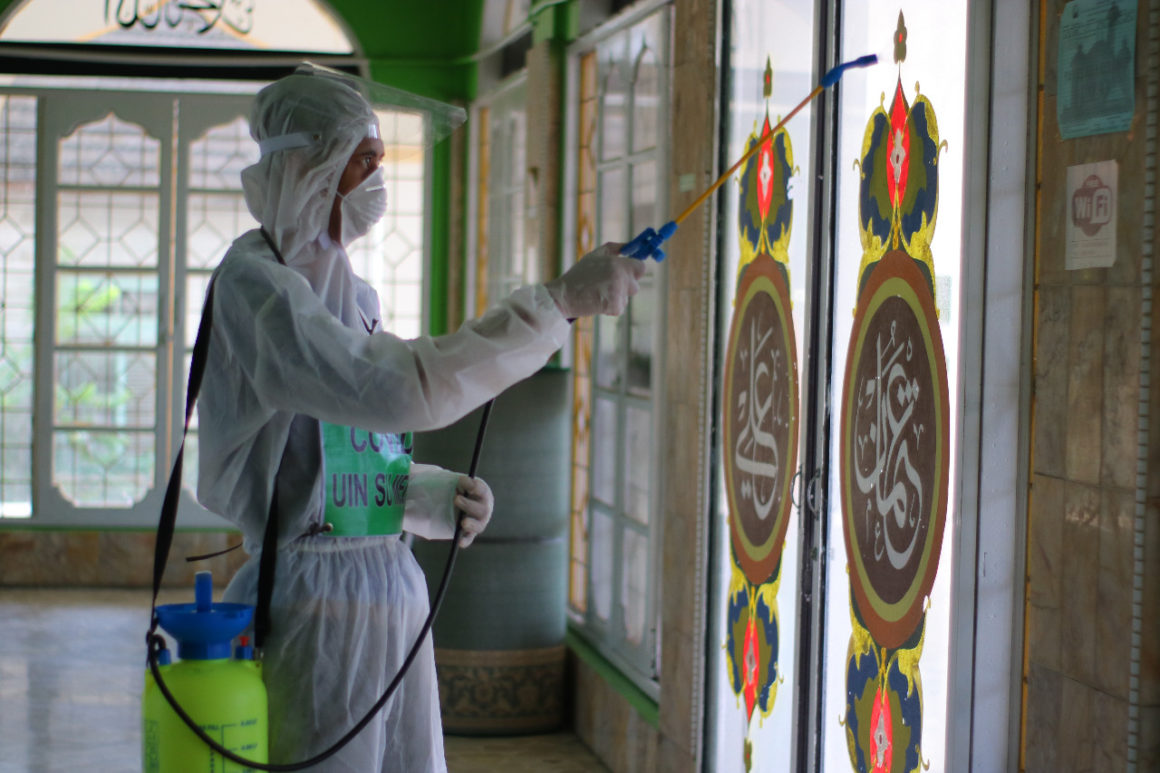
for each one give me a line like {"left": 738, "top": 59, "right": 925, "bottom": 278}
{"left": 107, "top": 0, "right": 253, "bottom": 36}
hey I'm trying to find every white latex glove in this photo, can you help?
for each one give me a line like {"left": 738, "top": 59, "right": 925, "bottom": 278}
{"left": 544, "top": 242, "right": 648, "bottom": 318}
{"left": 454, "top": 475, "right": 493, "bottom": 548}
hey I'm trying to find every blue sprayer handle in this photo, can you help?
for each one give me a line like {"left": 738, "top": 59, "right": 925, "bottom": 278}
{"left": 621, "top": 220, "right": 678, "bottom": 262}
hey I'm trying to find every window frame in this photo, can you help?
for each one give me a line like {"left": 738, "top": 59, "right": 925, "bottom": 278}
{"left": 561, "top": 0, "right": 672, "bottom": 698}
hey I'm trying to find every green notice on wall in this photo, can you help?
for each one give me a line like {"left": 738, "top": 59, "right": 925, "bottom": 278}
{"left": 1057, "top": 0, "right": 1136, "bottom": 139}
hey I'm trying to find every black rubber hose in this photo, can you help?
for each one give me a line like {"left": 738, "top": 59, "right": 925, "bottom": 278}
{"left": 146, "top": 399, "right": 495, "bottom": 771}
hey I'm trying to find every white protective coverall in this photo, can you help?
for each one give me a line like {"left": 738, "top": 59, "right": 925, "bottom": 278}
{"left": 197, "top": 71, "right": 581, "bottom": 771}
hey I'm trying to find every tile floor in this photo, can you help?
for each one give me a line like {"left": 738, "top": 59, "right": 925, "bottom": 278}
{"left": 0, "top": 588, "right": 607, "bottom": 773}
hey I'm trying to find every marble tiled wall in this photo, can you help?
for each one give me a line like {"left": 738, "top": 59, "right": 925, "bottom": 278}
{"left": 570, "top": 653, "right": 659, "bottom": 772}
{"left": 1026, "top": 1, "right": 1159, "bottom": 769}
{"left": 0, "top": 530, "right": 247, "bottom": 588}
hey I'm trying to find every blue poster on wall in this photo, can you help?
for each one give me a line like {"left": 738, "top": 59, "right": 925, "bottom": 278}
{"left": 1057, "top": 0, "right": 1136, "bottom": 139}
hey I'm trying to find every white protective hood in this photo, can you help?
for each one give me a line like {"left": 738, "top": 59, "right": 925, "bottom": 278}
{"left": 241, "top": 66, "right": 375, "bottom": 326}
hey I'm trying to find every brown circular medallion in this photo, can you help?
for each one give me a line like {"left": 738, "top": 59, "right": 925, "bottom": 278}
{"left": 839, "top": 250, "right": 948, "bottom": 649}
{"left": 723, "top": 256, "right": 799, "bottom": 585}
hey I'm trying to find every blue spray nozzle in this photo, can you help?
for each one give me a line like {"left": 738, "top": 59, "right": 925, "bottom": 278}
{"left": 622, "top": 220, "right": 678, "bottom": 262}
{"left": 820, "top": 53, "right": 879, "bottom": 88}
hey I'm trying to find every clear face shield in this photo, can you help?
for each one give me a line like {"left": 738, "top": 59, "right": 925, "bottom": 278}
{"left": 255, "top": 61, "right": 468, "bottom": 159}
{"left": 243, "top": 62, "right": 468, "bottom": 263}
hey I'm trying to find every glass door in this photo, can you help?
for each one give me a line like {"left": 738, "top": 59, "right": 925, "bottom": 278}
{"left": 709, "top": 2, "right": 972, "bottom": 771}
{"left": 708, "top": 1, "right": 819, "bottom": 769}
{"left": 819, "top": 5, "right": 968, "bottom": 770}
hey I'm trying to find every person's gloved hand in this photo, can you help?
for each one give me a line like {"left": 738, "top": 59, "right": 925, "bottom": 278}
{"left": 454, "top": 475, "right": 493, "bottom": 548}
{"left": 544, "top": 242, "right": 648, "bottom": 318}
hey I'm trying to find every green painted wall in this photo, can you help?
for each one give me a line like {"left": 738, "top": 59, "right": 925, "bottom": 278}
{"left": 328, "top": 1, "right": 485, "bottom": 335}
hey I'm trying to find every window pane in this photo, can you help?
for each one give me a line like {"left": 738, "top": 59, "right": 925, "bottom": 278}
{"left": 590, "top": 507, "right": 614, "bottom": 622}
{"left": 631, "top": 46, "right": 660, "bottom": 153}
{"left": 598, "top": 167, "right": 626, "bottom": 244}
{"left": 621, "top": 526, "right": 649, "bottom": 644}
{"left": 510, "top": 189, "right": 525, "bottom": 291}
{"left": 599, "top": 57, "right": 627, "bottom": 161}
{"left": 186, "top": 193, "right": 254, "bottom": 270}
{"left": 347, "top": 110, "right": 425, "bottom": 338}
{"left": 53, "top": 429, "right": 154, "bottom": 507}
{"left": 590, "top": 396, "right": 616, "bottom": 506}
{"left": 594, "top": 313, "right": 622, "bottom": 390}
{"left": 58, "top": 114, "right": 159, "bottom": 188}
{"left": 630, "top": 160, "right": 656, "bottom": 235}
{"left": 54, "top": 351, "right": 156, "bottom": 429}
{"left": 623, "top": 403, "right": 651, "bottom": 525}
{"left": 181, "top": 352, "right": 199, "bottom": 499}
{"left": 626, "top": 281, "right": 655, "bottom": 396}
{"left": 0, "top": 95, "right": 37, "bottom": 519}
{"left": 184, "top": 273, "right": 212, "bottom": 350}
{"left": 57, "top": 191, "right": 159, "bottom": 269}
{"left": 55, "top": 272, "right": 158, "bottom": 348}
{"left": 188, "top": 116, "right": 255, "bottom": 191}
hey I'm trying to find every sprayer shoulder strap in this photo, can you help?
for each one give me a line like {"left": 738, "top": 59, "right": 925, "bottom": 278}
{"left": 148, "top": 255, "right": 281, "bottom": 652}
{"left": 149, "top": 277, "right": 216, "bottom": 633}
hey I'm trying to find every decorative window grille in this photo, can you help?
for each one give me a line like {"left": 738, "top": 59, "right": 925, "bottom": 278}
{"left": 567, "top": 6, "right": 669, "bottom": 693}
{"left": 0, "top": 85, "right": 428, "bottom": 527}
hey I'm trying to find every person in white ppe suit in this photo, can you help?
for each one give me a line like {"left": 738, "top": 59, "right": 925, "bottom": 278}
{"left": 196, "top": 66, "right": 646, "bottom": 771}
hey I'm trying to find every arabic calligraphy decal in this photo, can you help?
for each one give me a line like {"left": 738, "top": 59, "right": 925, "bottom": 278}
{"left": 843, "top": 610, "right": 925, "bottom": 773}
{"left": 106, "top": 0, "right": 254, "bottom": 35}
{"left": 723, "top": 57, "right": 798, "bottom": 770}
{"left": 840, "top": 13, "right": 947, "bottom": 771}
{"left": 725, "top": 256, "right": 797, "bottom": 585}
{"left": 738, "top": 57, "right": 796, "bottom": 272}
{"left": 841, "top": 251, "right": 947, "bottom": 645}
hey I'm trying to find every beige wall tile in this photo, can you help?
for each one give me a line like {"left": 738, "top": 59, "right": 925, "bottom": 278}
{"left": 656, "top": 735, "right": 695, "bottom": 773}
{"left": 0, "top": 530, "right": 244, "bottom": 588}
{"left": 1140, "top": 706, "right": 1160, "bottom": 772}
{"left": 1028, "top": 474, "right": 1064, "bottom": 671}
{"left": 1060, "top": 482, "right": 1101, "bottom": 685}
{"left": 1033, "top": 286, "right": 1070, "bottom": 478}
{"left": 1024, "top": 663, "right": 1060, "bottom": 772}
{"left": 1089, "top": 689, "right": 1128, "bottom": 772}
{"left": 1151, "top": 291, "right": 1160, "bottom": 502}
{"left": 1101, "top": 287, "right": 1141, "bottom": 490}
{"left": 572, "top": 656, "right": 620, "bottom": 769}
{"left": 1065, "top": 286, "right": 1105, "bottom": 485}
{"left": 0, "top": 531, "right": 45, "bottom": 584}
{"left": 658, "top": 629, "right": 696, "bottom": 760}
{"left": 1096, "top": 488, "right": 1135, "bottom": 699}
{"left": 1057, "top": 676, "right": 1097, "bottom": 772}
{"left": 97, "top": 531, "right": 154, "bottom": 586}
{"left": 1143, "top": 501, "right": 1160, "bottom": 706}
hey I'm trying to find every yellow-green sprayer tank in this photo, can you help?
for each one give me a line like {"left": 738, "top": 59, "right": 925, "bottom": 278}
{"left": 142, "top": 571, "right": 267, "bottom": 772}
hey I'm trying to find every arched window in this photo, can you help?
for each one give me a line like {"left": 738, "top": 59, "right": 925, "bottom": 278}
{"left": 0, "top": 1, "right": 430, "bottom": 527}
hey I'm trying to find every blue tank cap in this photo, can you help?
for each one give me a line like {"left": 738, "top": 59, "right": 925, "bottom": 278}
{"left": 155, "top": 571, "right": 254, "bottom": 660}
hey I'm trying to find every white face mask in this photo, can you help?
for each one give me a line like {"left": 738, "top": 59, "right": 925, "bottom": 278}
{"left": 338, "top": 167, "right": 387, "bottom": 245}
